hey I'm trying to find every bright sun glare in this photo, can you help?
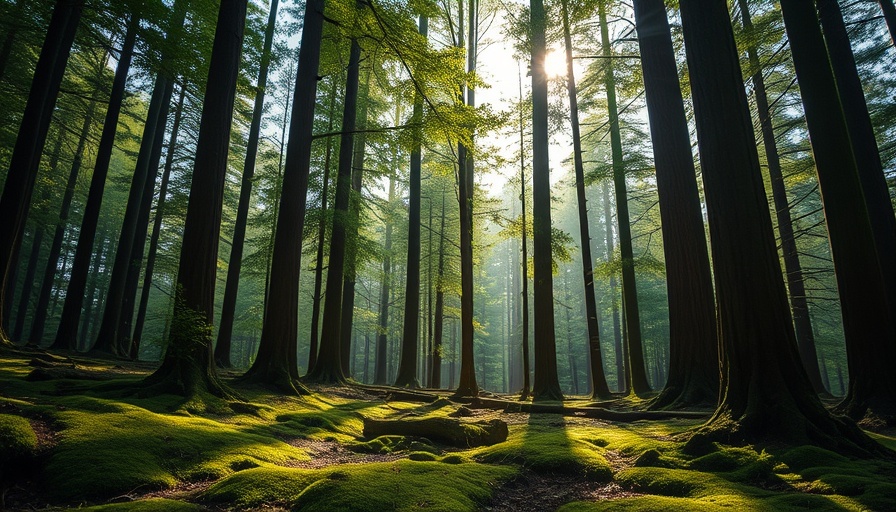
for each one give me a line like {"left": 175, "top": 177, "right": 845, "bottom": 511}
{"left": 543, "top": 49, "right": 568, "bottom": 78}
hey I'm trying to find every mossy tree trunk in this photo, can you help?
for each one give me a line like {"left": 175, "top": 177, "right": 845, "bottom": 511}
{"left": 561, "top": 0, "right": 611, "bottom": 400}
{"left": 306, "top": 36, "right": 362, "bottom": 385}
{"left": 144, "top": 0, "right": 248, "bottom": 399}
{"left": 243, "top": 0, "right": 326, "bottom": 394}
{"left": 678, "top": 0, "right": 875, "bottom": 450}
{"left": 633, "top": 0, "right": 719, "bottom": 410}
{"left": 780, "top": 0, "right": 896, "bottom": 425}
{"left": 530, "top": 0, "right": 563, "bottom": 402}
{"left": 0, "top": 0, "right": 82, "bottom": 347}
{"left": 215, "top": 0, "right": 281, "bottom": 368}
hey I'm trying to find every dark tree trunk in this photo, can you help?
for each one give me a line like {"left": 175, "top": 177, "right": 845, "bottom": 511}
{"left": 678, "top": 0, "right": 874, "bottom": 450}
{"left": 599, "top": 2, "right": 650, "bottom": 396}
{"left": 308, "top": 83, "right": 338, "bottom": 371}
{"left": 51, "top": 11, "right": 139, "bottom": 351}
{"left": 518, "top": 68, "right": 531, "bottom": 399}
{"left": 633, "top": 0, "right": 719, "bottom": 410}
{"left": 79, "top": 230, "right": 108, "bottom": 349}
{"left": 143, "top": 0, "right": 248, "bottom": 399}
{"left": 602, "top": 181, "right": 625, "bottom": 392}
{"left": 306, "top": 36, "right": 361, "bottom": 385}
{"left": 30, "top": 97, "right": 98, "bottom": 346}
{"left": 339, "top": 65, "right": 371, "bottom": 378}
{"left": 737, "top": 0, "right": 826, "bottom": 395}
{"left": 530, "top": 0, "right": 563, "bottom": 402}
{"left": 780, "top": 0, "right": 896, "bottom": 425}
{"left": 818, "top": 0, "right": 896, "bottom": 337}
{"left": 880, "top": 0, "right": 896, "bottom": 47}
{"left": 0, "top": 0, "right": 82, "bottom": 345}
{"left": 430, "top": 189, "right": 447, "bottom": 389}
{"left": 131, "top": 85, "right": 187, "bottom": 359}
{"left": 374, "top": 171, "right": 395, "bottom": 385}
{"left": 215, "top": 0, "right": 281, "bottom": 368}
{"left": 395, "top": 16, "right": 429, "bottom": 389}
{"left": 454, "top": 1, "right": 479, "bottom": 398}
{"left": 561, "top": 0, "right": 611, "bottom": 400}
{"left": 243, "top": 0, "right": 325, "bottom": 393}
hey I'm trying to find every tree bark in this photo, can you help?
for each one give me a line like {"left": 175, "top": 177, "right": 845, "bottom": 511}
{"left": 143, "top": 0, "right": 248, "bottom": 399}
{"left": 633, "top": 0, "right": 719, "bottom": 409}
{"left": 530, "top": 0, "right": 563, "bottom": 402}
{"left": 374, "top": 169, "right": 396, "bottom": 385}
{"left": 51, "top": 11, "right": 140, "bottom": 351}
{"left": 518, "top": 66, "right": 531, "bottom": 399}
{"left": 880, "top": 0, "right": 896, "bottom": 47}
{"left": 306, "top": 36, "right": 362, "bottom": 385}
{"left": 602, "top": 181, "right": 625, "bottom": 392}
{"left": 780, "top": 0, "right": 896, "bottom": 425}
{"left": 0, "top": 0, "right": 82, "bottom": 346}
{"left": 243, "top": 0, "right": 325, "bottom": 394}
{"left": 430, "top": 189, "right": 447, "bottom": 389}
{"left": 215, "top": 0, "right": 281, "bottom": 368}
{"left": 678, "top": 0, "right": 874, "bottom": 450}
{"left": 599, "top": 2, "right": 650, "bottom": 396}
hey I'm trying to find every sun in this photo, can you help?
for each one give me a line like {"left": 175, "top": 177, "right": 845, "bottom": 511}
{"left": 543, "top": 49, "right": 568, "bottom": 78}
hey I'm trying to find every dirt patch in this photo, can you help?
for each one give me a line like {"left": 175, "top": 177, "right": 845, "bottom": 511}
{"left": 484, "top": 471, "right": 640, "bottom": 511}
{"left": 286, "top": 439, "right": 403, "bottom": 469}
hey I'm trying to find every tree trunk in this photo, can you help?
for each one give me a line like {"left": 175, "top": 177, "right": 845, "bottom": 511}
{"left": 530, "top": 0, "right": 563, "bottom": 402}
{"left": 780, "top": 0, "right": 896, "bottom": 425}
{"left": 561, "top": 0, "right": 611, "bottom": 400}
{"left": 395, "top": 16, "right": 429, "bottom": 388}
{"left": 308, "top": 83, "right": 338, "bottom": 371}
{"left": 678, "top": 0, "right": 875, "bottom": 450}
{"left": 143, "top": 0, "right": 248, "bottom": 399}
{"left": 880, "top": 0, "right": 896, "bottom": 47}
{"left": 430, "top": 189, "right": 447, "bottom": 389}
{"left": 633, "top": 0, "right": 719, "bottom": 409}
{"left": 599, "top": 2, "right": 650, "bottom": 397}
{"left": 518, "top": 66, "right": 531, "bottom": 399}
{"left": 131, "top": 85, "right": 187, "bottom": 359}
{"left": 215, "top": 0, "right": 281, "bottom": 368}
{"left": 374, "top": 170, "right": 395, "bottom": 385}
{"left": 79, "top": 230, "right": 108, "bottom": 349}
{"left": 0, "top": 0, "right": 26, "bottom": 82}
{"left": 243, "top": 0, "right": 325, "bottom": 394}
{"left": 602, "top": 181, "right": 625, "bottom": 392}
{"left": 736, "top": 0, "right": 826, "bottom": 395}
{"left": 306, "top": 36, "right": 361, "bottom": 385}
{"left": 0, "top": 0, "right": 82, "bottom": 346}
{"left": 51, "top": 11, "right": 140, "bottom": 351}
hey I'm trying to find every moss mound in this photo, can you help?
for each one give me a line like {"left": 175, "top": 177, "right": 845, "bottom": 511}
{"left": 0, "top": 413, "right": 37, "bottom": 461}
{"left": 347, "top": 435, "right": 440, "bottom": 455}
{"left": 79, "top": 498, "right": 205, "bottom": 511}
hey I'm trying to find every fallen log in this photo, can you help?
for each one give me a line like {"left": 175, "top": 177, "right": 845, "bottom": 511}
{"left": 362, "top": 416, "right": 508, "bottom": 448}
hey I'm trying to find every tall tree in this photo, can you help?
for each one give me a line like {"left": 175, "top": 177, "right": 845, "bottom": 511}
{"left": 374, "top": 147, "right": 397, "bottom": 385}
{"left": 243, "top": 0, "right": 326, "bottom": 393}
{"left": 678, "top": 0, "right": 871, "bottom": 448}
{"left": 598, "top": 1, "right": 650, "bottom": 396}
{"left": 142, "top": 0, "right": 248, "bottom": 398}
{"left": 307, "top": 33, "right": 362, "bottom": 385}
{"left": 779, "top": 0, "right": 896, "bottom": 424}
{"left": 602, "top": 181, "right": 625, "bottom": 392}
{"left": 633, "top": 0, "right": 719, "bottom": 409}
{"left": 560, "top": 0, "right": 611, "bottom": 400}
{"left": 530, "top": 0, "right": 563, "bottom": 401}
{"left": 518, "top": 64, "right": 531, "bottom": 399}
{"left": 395, "top": 15, "right": 429, "bottom": 388}
{"left": 0, "top": 0, "right": 82, "bottom": 345}
{"left": 215, "top": 0, "right": 282, "bottom": 368}
{"left": 880, "top": 0, "right": 896, "bottom": 46}
{"left": 736, "top": 0, "right": 826, "bottom": 395}
{"left": 429, "top": 188, "right": 447, "bottom": 388}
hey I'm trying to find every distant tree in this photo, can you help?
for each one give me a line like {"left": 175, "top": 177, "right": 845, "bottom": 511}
{"left": 142, "top": 0, "right": 248, "bottom": 398}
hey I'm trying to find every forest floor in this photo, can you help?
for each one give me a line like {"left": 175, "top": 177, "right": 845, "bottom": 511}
{"left": 1, "top": 350, "right": 896, "bottom": 511}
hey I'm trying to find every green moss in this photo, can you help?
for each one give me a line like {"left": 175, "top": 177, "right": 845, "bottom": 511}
{"left": 407, "top": 451, "right": 438, "bottom": 461}
{"left": 473, "top": 417, "right": 612, "bottom": 481}
{"left": 79, "top": 498, "right": 205, "bottom": 511}
{"left": 43, "top": 396, "right": 308, "bottom": 500}
{"left": 0, "top": 413, "right": 37, "bottom": 461}
{"left": 347, "top": 435, "right": 440, "bottom": 455}
{"left": 560, "top": 493, "right": 862, "bottom": 511}
{"left": 203, "top": 460, "right": 516, "bottom": 511}
{"left": 779, "top": 445, "right": 850, "bottom": 472}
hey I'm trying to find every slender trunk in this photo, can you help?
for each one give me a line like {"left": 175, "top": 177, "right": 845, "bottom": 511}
{"left": 374, "top": 165, "right": 396, "bottom": 385}
{"left": 52, "top": 12, "right": 140, "bottom": 350}
{"left": 244, "top": 0, "right": 325, "bottom": 394}
{"left": 308, "top": 83, "right": 338, "bottom": 371}
{"left": 131, "top": 85, "right": 187, "bottom": 358}
{"left": 425, "top": 201, "right": 433, "bottom": 386}
{"left": 880, "top": 0, "right": 896, "bottom": 47}
{"left": 602, "top": 181, "right": 625, "bottom": 392}
{"left": 306, "top": 35, "right": 361, "bottom": 385}
{"left": 780, "top": 0, "right": 896, "bottom": 424}
{"left": 0, "top": 0, "right": 26, "bottom": 82}
{"left": 560, "top": 0, "right": 611, "bottom": 400}
{"left": 518, "top": 65, "right": 531, "bottom": 399}
{"left": 599, "top": 3, "right": 649, "bottom": 396}
{"left": 634, "top": 0, "right": 719, "bottom": 409}
{"left": 215, "top": 0, "right": 281, "bottom": 367}
{"left": 79, "top": 231, "right": 107, "bottom": 348}
{"left": 430, "top": 189, "right": 447, "bottom": 389}
{"left": 143, "top": 0, "right": 248, "bottom": 399}
{"left": 0, "top": 0, "right": 82, "bottom": 345}
{"left": 396, "top": 16, "right": 429, "bottom": 388}
{"left": 530, "top": 0, "right": 563, "bottom": 402}
{"left": 737, "top": 0, "right": 825, "bottom": 395}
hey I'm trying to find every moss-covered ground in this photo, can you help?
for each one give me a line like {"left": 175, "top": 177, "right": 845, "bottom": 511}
{"left": 1, "top": 352, "right": 895, "bottom": 511}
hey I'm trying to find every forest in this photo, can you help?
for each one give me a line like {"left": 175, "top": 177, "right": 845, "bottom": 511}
{"left": 0, "top": 0, "right": 895, "bottom": 509}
